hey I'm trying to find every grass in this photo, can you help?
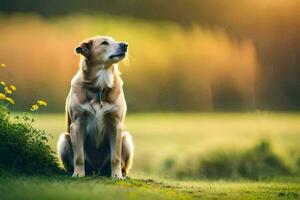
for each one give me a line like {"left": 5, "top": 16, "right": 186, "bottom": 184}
{"left": 1, "top": 112, "right": 300, "bottom": 199}
{"left": 0, "top": 175, "right": 191, "bottom": 200}
{"left": 0, "top": 175, "right": 300, "bottom": 200}
{"left": 33, "top": 112, "right": 300, "bottom": 174}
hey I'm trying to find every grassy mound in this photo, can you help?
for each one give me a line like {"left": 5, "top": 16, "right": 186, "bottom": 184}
{"left": 164, "top": 141, "right": 292, "bottom": 180}
{"left": 0, "top": 106, "right": 61, "bottom": 175}
{"left": 198, "top": 141, "right": 291, "bottom": 179}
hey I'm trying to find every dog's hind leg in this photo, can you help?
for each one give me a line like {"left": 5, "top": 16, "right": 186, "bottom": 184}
{"left": 121, "top": 131, "right": 134, "bottom": 177}
{"left": 57, "top": 132, "right": 74, "bottom": 174}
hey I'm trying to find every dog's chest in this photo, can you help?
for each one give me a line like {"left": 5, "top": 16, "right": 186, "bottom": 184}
{"left": 82, "top": 101, "right": 116, "bottom": 148}
{"left": 86, "top": 89, "right": 108, "bottom": 104}
{"left": 94, "top": 69, "right": 114, "bottom": 90}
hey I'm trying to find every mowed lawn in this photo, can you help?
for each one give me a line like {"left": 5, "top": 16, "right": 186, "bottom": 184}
{"left": 1, "top": 175, "right": 300, "bottom": 200}
{"left": 1, "top": 113, "right": 300, "bottom": 200}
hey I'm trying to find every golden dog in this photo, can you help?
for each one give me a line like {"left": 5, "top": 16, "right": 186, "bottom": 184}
{"left": 57, "top": 36, "right": 134, "bottom": 179}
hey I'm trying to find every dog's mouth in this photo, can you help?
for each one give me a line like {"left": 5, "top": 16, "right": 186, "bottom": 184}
{"left": 109, "top": 53, "right": 126, "bottom": 59}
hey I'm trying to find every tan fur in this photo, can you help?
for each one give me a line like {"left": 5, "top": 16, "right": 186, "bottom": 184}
{"left": 57, "top": 36, "right": 133, "bottom": 179}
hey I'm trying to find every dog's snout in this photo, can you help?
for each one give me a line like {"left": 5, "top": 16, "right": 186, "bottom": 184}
{"left": 120, "top": 42, "right": 128, "bottom": 48}
{"left": 119, "top": 42, "right": 128, "bottom": 51}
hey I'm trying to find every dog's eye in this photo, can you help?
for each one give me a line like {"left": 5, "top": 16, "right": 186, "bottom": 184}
{"left": 101, "top": 41, "right": 109, "bottom": 46}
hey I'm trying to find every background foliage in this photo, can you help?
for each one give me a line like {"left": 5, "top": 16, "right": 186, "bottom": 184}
{"left": 0, "top": 0, "right": 299, "bottom": 111}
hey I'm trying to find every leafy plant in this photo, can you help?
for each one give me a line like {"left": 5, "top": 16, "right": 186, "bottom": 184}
{"left": 0, "top": 64, "right": 61, "bottom": 175}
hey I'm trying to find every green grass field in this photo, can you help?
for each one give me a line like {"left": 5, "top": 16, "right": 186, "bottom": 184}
{"left": 1, "top": 113, "right": 300, "bottom": 199}
{"left": 33, "top": 112, "right": 300, "bottom": 174}
{"left": 1, "top": 175, "right": 300, "bottom": 200}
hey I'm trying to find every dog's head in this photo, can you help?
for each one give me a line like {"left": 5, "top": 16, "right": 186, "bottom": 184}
{"left": 75, "top": 36, "right": 128, "bottom": 67}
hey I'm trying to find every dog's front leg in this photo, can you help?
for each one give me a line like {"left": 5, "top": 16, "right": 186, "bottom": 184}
{"left": 70, "top": 122, "right": 85, "bottom": 177}
{"left": 109, "top": 123, "right": 123, "bottom": 179}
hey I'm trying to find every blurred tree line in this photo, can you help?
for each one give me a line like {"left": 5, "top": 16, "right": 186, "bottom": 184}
{"left": 0, "top": 0, "right": 300, "bottom": 111}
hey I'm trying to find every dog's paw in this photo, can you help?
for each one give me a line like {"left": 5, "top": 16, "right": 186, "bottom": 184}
{"left": 72, "top": 166, "right": 85, "bottom": 178}
{"left": 122, "top": 169, "right": 128, "bottom": 178}
{"left": 111, "top": 171, "right": 123, "bottom": 180}
{"left": 72, "top": 171, "right": 85, "bottom": 178}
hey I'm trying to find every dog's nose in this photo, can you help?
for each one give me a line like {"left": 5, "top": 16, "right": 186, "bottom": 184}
{"left": 119, "top": 42, "right": 128, "bottom": 51}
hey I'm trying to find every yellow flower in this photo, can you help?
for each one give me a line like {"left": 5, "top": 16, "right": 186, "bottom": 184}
{"left": 10, "top": 85, "right": 17, "bottom": 91}
{"left": 37, "top": 100, "right": 47, "bottom": 106}
{"left": 5, "top": 97, "right": 15, "bottom": 104}
{"left": 0, "top": 93, "right": 6, "bottom": 100}
{"left": 30, "top": 104, "right": 39, "bottom": 111}
{"left": 4, "top": 86, "right": 12, "bottom": 94}
{"left": 1, "top": 64, "right": 5, "bottom": 68}
{"left": 0, "top": 81, "right": 6, "bottom": 86}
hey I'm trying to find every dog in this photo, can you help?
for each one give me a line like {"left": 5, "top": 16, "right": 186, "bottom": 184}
{"left": 57, "top": 36, "right": 134, "bottom": 179}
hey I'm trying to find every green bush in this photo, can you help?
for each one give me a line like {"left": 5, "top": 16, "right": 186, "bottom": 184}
{"left": 197, "top": 151, "right": 241, "bottom": 179}
{"left": 164, "top": 141, "right": 292, "bottom": 180}
{"left": 238, "top": 141, "right": 291, "bottom": 179}
{"left": 0, "top": 105, "right": 61, "bottom": 175}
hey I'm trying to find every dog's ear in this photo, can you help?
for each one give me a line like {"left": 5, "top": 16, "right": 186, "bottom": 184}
{"left": 75, "top": 40, "right": 93, "bottom": 58}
